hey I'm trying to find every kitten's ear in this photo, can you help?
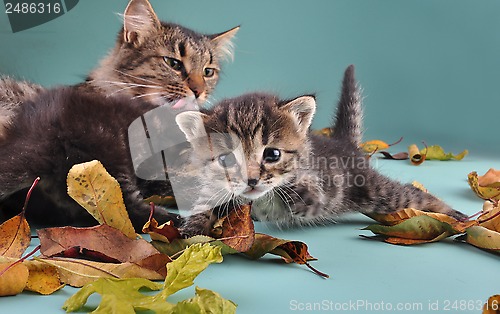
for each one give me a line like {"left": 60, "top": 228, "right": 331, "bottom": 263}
{"left": 175, "top": 111, "right": 208, "bottom": 142}
{"left": 210, "top": 26, "right": 240, "bottom": 61}
{"left": 123, "top": 0, "right": 161, "bottom": 46}
{"left": 281, "top": 96, "right": 316, "bottom": 135}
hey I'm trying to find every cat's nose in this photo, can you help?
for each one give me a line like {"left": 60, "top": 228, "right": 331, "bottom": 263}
{"left": 247, "top": 179, "right": 258, "bottom": 188}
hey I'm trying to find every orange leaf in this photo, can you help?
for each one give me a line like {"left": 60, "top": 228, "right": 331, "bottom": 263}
{"left": 0, "top": 213, "right": 31, "bottom": 258}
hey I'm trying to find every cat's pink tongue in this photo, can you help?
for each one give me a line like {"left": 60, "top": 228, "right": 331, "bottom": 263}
{"left": 172, "top": 98, "right": 187, "bottom": 109}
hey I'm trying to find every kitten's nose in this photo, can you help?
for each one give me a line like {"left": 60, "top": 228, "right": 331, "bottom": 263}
{"left": 247, "top": 179, "right": 258, "bottom": 188}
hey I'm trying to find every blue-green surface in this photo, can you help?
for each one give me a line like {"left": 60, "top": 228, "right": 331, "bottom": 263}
{"left": 1, "top": 1, "right": 499, "bottom": 313}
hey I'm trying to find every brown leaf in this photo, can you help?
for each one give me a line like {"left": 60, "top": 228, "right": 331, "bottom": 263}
{"left": 142, "top": 218, "right": 180, "bottom": 243}
{"left": 479, "top": 201, "right": 500, "bottom": 232}
{"left": 37, "top": 224, "right": 171, "bottom": 277}
{"left": 378, "top": 151, "right": 409, "bottom": 160}
{"left": 0, "top": 261, "right": 29, "bottom": 296}
{"left": 0, "top": 213, "right": 31, "bottom": 258}
{"left": 478, "top": 169, "right": 500, "bottom": 187}
{"left": 24, "top": 260, "right": 64, "bottom": 295}
{"left": 217, "top": 204, "right": 255, "bottom": 252}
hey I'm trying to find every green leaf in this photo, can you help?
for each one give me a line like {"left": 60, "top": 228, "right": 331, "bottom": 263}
{"left": 420, "top": 145, "right": 468, "bottom": 161}
{"left": 173, "top": 287, "right": 237, "bottom": 314}
{"left": 63, "top": 243, "right": 232, "bottom": 313}
{"left": 161, "top": 243, "right": 223, "bottom": 297}
{"left": 62, "top": 277, "right": 161, "bottom": 312}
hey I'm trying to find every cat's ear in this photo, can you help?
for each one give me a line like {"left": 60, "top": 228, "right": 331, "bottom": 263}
{"left": 175, "top": 111, "right": 208, "bottom": 142}
{"left": 281, "top": 96, "right": 316, "bottom": 135}
{"left": 210, "top": 26, "right": 240, "bottom": 61}
{"left": 123, "top": 0, "right": 161, "bottom": 46}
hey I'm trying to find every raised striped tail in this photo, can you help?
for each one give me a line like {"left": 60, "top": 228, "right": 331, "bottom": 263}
{"left": 331, "top": 65, "right": 363, "bottom": 147}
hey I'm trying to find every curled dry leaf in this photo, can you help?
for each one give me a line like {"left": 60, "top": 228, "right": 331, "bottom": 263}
{"left": 365, "top": 208, "right": 459, "bottom": 226}
{"left": 409, "top": 144, "right": 426, "bottom": 165}
{"left": 143, "top": 218, "right": 181, "bottom": 243}
{"left": 311, "top": 127, "right": 333, "bottom": 137}
{"left": 67, "top": 160, "right": 136, "bottom": 239}
{"left": 0, "top": 261, "right": 29, "bottom": 296}
{"left": 468, "top": 170, "right": 500, "bottom": 201}
{"left": 37, "top": 224, "right": 171, "bottom": 277}
{"left": 212, "top": 204, "right": 255, "bottom": 252}
{"left": 363, "top": 213, "right": 476, "bottom": 245}
{"left": 378, "top": 151, "right": 409, "bottom": 160}
{"left": 478, "top": 201, "right": 500, "bottom": 232}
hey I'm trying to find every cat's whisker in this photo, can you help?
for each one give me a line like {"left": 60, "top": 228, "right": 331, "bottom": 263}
{"left": 112, "top": 69, "right": 159, "bottom": 86}
{"left": 132, "top": 92, "right": 166, "bottom": 100}
{"left": 98, "top": 80, "right": 163, "bottom": 90}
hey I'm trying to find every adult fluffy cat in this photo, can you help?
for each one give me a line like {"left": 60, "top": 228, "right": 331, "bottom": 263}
{"left": 175, "top": 65, "right": 468, "bottom": 236}
{"left": 0, "top": 0, "right": 239, "bottom": 139}
{"left": 0, "top": 87, "right": 187, "bottom": 230}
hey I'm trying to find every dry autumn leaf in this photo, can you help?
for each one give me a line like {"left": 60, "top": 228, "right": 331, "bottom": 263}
{"left": 0, "top": 261, "right": 29, "bottom": 296}
{"left": 360, "top": 137, "right": 403, "bottom": 154}
{"left": 143, "top": 218, "right": 181, "bottom": 243}
{"left": 24, "top": 260, "right": 64, "bottom": 295}
{"left": 466, "top": 226, "right": 500, "bottom": 253}
{"left": 409, "top": 144, "right": 426, "bottom": 165}
{"left": 365, "top": 208, "right": 459, "bottom": 226}
{"left": 363, "top": 214, "right": 476, "bottom": 245}
{"left": 67, "top": 160, "right": 136, "bottom": 239}
{"left": 468, "top": 170, "right": 500, "bottom": 201}
{"left": 378, "top": 151, "right": 409, "bottom": 160}
{"left": 212, "top": 204, "right": 255, "bottom": 252}
{"left": 478, "top": 201, "right": 500, "bottom": 232}
{"left": 421, "top": 145, "right": 468, "bottom": 161}
{"left": 483, "top": 295, "right": 500, "bottom": 314}
{"left": 37, "top": 224, "right": 171, "bottom": 277}
{"left": 0, "top": 213, "right": 30, "bottom": 259}
{"left": 311, "top": 127, "right": 333, "bottom": 137}
{"left": 37, "top": 258, "right": 165, "bottom": 287}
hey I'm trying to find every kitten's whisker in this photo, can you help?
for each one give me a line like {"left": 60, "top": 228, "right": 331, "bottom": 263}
{"left": 132, "top": 92, "right": 166, "bottom": 100}
{"left": 98, "top": 80, "right": 163, "bottom": 90}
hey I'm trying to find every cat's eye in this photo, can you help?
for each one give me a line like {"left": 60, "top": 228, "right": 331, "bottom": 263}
{"left": 164, "top": 57, "right": 183, "bottom": 71}
{"left": 204, "top": 68, "right": 216, "bottom": 78}
{"left": 263, "top": 148, "right": 281, "bottom": 163}
{"left": 218, "top": 152, "right": 237, "bottom": 168}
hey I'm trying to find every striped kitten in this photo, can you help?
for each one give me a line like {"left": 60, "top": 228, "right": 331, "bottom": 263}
{"left": 0, "top": 0, "right": 238, "bottom": 139}
{"left": 175, "top": 65, "right": 467, "bottom": 236}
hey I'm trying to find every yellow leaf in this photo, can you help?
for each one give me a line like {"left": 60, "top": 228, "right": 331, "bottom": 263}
{"left": 360, "top": 140, "right": 389, "bottom": 153}
{"left": 24, "top": 260, "right": 64, "bottom": 295}
{"left": 0, "top": 261, "right": 29, "bottom": 296}
{"left": 412, "top": 181, "right": 428, "bottom": 193}
{"left": 468, "top": 171, "right": 500, "bottom": 201}
{"left": 67, "top": 160, "right": 136, "bottom": 239}
{"left": 311, "top": 127, "right": 333, "bottom": 137}
{"left": 478, "top": 168, "right": 500, "bottom": 188}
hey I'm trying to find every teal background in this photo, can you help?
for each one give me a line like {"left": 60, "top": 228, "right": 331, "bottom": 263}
{"left": 1, "top": 1, "right": 500, "bottom": 314}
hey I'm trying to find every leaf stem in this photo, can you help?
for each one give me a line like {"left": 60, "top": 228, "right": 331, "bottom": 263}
{"left": 0, "top": 244, "right": 41, "bottom": 277}
{"left": 22, "top": 177, "right": 40, "bottom": 214}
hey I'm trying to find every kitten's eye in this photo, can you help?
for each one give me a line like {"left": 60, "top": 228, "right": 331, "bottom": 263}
{"left": 164, "top": 57, "right": 183, "bottom": 71}
{"left": 218, "top": 152, "right": 237, "bottom": 168}
{"left": 204, "top": 68, "right": 216, "bottom": 78}
{"left": 263, "top": 148, "right": 281, "bottom": 163}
